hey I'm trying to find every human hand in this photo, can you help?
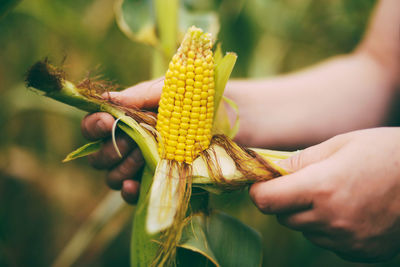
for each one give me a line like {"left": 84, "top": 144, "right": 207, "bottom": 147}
{"left": 81, "top": 79, "right": 162, "bottom": 204}
{"left": 250, "top": 127, "right": 400, "bottom": 262}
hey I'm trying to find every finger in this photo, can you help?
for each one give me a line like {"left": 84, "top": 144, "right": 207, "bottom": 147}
{"left": 277, "top": 210, "right": 322, "bottom": 231}
{"left": 121, "top": 180, "right": 140, "bottom": 204}
{"left": 303, "top": 231, "right": 336, "bottom": 250}
{"left": 249, "top": 159, "right": 332, "bottom": 214}
{"left": 106, "top": 149, "right": 144, "bottom": 190}
{"left": 81, "top": 112, "right": 115, "bottom": 141}
{"left": 278, "top": 133, "right": 351, "bottom": 172}
{"left": 334, "top": 250, "right": 397, "bottom": 263}
{"left": 104, "top": 79, "right": 163, "bottom": 110}
{"left": 249, "top": 171, "right": 314, "bottom": 214}
{"left": 88, "top": 133, "right": 136, "bottom": 169}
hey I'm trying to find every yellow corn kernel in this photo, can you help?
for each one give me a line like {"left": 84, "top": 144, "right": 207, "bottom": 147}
{"left": 187, "top": 65, "right": 194, "bottom": 72}
{"left": 175, "top": 155, "right": 185, "bottom": 162}
{"left": 195, "top": 67, "right": 203, "bottom": 74}
{"left": 187, "top": 72, "right": 195, "bottom": 79}
{"left": 176, "top": 139, "right": 186, "bottom": 146}
{"left": 156, "top": 26, "right": 215, "bottom": 163}
{"left": 177, "top": 87, "right": 185, "bottom": 94}
{"left": 181, "top": 117, "right": 190, "bottom": 123}
{"left": 186, "top": 139, "right": 195, "bottom": 145}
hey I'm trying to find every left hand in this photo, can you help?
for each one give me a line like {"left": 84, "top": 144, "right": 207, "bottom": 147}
{"left": 249, "top": 127, "right": 400, "bottom": 262}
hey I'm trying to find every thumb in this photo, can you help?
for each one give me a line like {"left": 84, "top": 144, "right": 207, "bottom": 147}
{"left": 104, "top": 78, "right": 163, "bottom": 109}
{"left": 278, "top": 134, "right": 350, "bottom": 172}
{"left": 250, "top": 134, "right": 350, "bottom": 214}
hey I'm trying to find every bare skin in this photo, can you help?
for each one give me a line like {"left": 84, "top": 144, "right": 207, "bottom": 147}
{"left": 250, "top": 128, "right": 400, "bottom": 262}
{"left": 81, "top": 0, "right": 400, "bottom": 261}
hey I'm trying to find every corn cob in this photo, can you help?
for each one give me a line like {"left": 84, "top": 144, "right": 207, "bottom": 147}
{"left": 156, "top": 27, "right": 214, "bottom": 163}
{"left": 147, "top": 26, "right": 217, "bottom": 237}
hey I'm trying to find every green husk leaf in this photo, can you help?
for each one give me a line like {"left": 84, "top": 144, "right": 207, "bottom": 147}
{"left": 213, "top": 52, "right": 237, "bottom": 118}
{"left": 213, "top": 43, "right": 223, "bottom": 66}
{"left": 211, "top": 96, "right": 240, "bottom": 138}
{"left": 211, "top": 101, "right": 232, "bottom": 136}
{"left": 131, "top": 165, "right": 160, "bottom": 267}
{"left": 222, "top": 96, "right": 240, "bottom": 138}
{"left": 178, "top": 211, "right": 263, "bottom": 267}
{"left": 62, "top": 140, "right": 102, "bottom": 162}
{"left": 115, "top": 120, "right": 159, "bottom": 171}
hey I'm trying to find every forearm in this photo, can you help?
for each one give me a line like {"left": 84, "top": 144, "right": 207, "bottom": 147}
{"left": 226, "top": 0, "right": 399, "bottom": 149}
{"left": 226, "top": 52, "right": 396, "bottom": 148}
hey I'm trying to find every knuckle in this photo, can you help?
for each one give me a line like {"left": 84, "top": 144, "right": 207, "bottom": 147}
{"left": 106, "top": 172, "right": 122, "bottom": 190}
{"left": 257, "top": 199, "right": 275, "bottom": 214}
{"left": 329, "top": 218, "right": 354, "bottom": 237}
{"left": 107, "top": 150, "right": 122, "bottom": 163}
{"left": 126, "top": 150, "right": 144, "bottom": 165}
{"left": 87, "top": 152, "right": 103, "bottom": 169}
{"left": 249, "top": 183, "right": 277, "bottom": 214}
{"left": 117, "top": 162, "right": 133, "bottom": 178}
{"left": 288, "top": 147, "right": 313, "bottom": 171}
{"left": 103, "top": 143, "right": 122, "bottom": 163}
{"left": 313, "top": 182, "right": 333, "bottom": 200}
{"left": 329, "top": 219, "right": 348, "bottom": 232}
{"left": 81, "top": 115, "right": 93, "bottom": 139}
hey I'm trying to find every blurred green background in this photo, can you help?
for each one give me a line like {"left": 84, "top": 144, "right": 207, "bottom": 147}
{"left": 1, "top": 0, "right": 399, "bottom": 266}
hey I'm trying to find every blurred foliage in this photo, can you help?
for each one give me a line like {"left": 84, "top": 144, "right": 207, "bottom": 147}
{"left": 1, "top": 0, "right": 400, "bottom": 266}
{"left": 0, "top": 0, "right": 22, "bottom": 19}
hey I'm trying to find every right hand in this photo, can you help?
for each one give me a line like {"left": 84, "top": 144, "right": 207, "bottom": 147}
{"left": 81, "top": 79, "right": 162, "bottom": 204}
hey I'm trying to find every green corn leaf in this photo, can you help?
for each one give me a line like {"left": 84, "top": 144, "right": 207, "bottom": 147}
{"left": 152, "top": 0, "right": 179, "bottom": 77}
{"left": 206, "top": 211, "right": 262, "bottom": 267}
{"left": 62, "top": 140, "right": 102, "bottom": 162}
{"left": 179, "top": 8, "right": 219, "bottom": 40}
{"left": 179, "top": 213, "right": 219, "bottom": 266}
{"left": 178, "top": 213, "right": 219, "bottom": 266}
{"left": 178, "top": 211, "right": 263, "bottom": 267}
{"left": 115, "top": 0, "right": 158, "bottom": 46}
{"left": 154, "top": 0, "right": 179, "bottom": 59}
{"left": 117, "top": 0, "right": 219, "bottom": 49}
